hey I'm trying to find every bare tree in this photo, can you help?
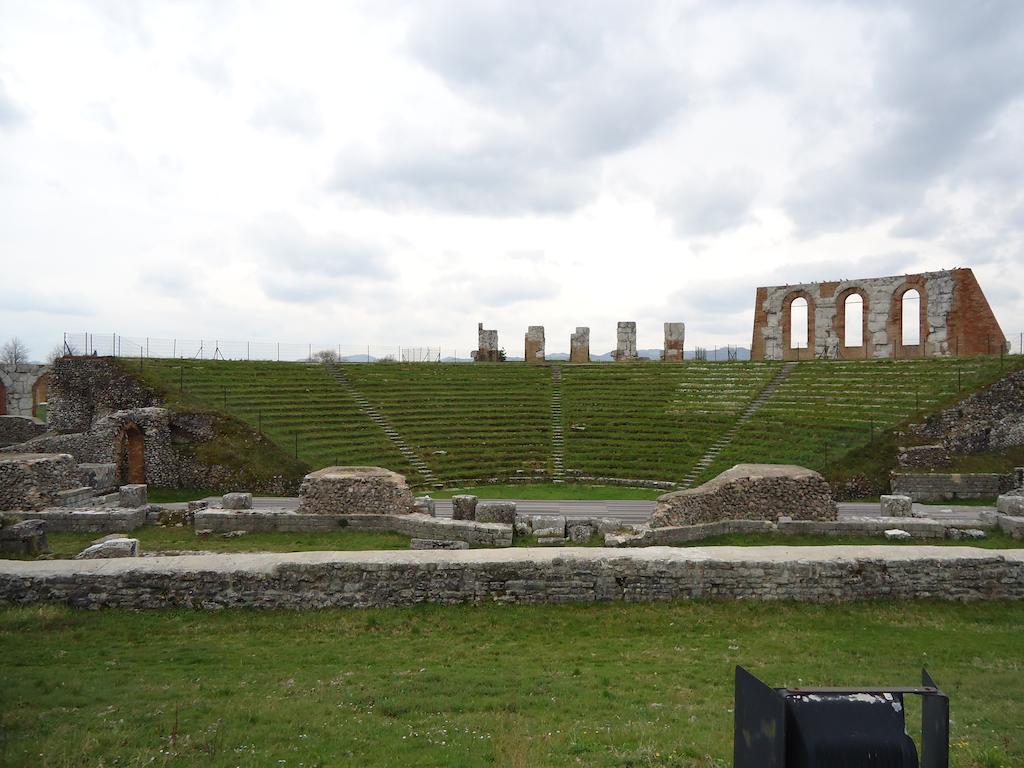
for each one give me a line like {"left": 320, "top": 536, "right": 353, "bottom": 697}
{"left": 1, "top": 337, "right": 29, "bottom": 365}
{"left": 312, "top": 349, "right": 339, "bottom": 364}
{"left": 46, "top": 345, "right": 67, "bottom": 364}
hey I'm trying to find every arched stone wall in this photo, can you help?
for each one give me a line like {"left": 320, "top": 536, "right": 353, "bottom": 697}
{"left": 117, "top": 422, "right": 147, "bottom": 484}
{"left": 0, "top": 365, "right": 49, "bottom": 418}
{"left": 835, "top": 286, "right": 871, "bottom": 359}
{"left": 888, "top": 277, "right": 929, "bottom": 358}
{"left": 781, "top": 290, "right": 815, "bottom": 361}
{"left": 31, "top": 373, "right": 49, "bottom": 418}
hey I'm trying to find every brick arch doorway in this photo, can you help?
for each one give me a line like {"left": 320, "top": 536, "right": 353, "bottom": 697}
{"left": 31, "top": 373, "right": 49, "bottom": 418}
{"left": 118, "top": 423, "right": 146, "bottom": 484}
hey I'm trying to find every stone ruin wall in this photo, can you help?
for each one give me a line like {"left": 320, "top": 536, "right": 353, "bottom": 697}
{"left": 0, "top": 364, "right": 49, "bottom": 419}
{"left": 474, "top": 323, "right": 501, "bottom": 362}
{"left": 662, "top": 323, "right": 685, "bottom": 362}
{"left": 750, "top": 268, "right": 1006, "bottom": 361}
{"left": 524, "top": 326, "right": 545, "bottom": 363}
{"left": 570, "top": 327, "right": 590, "bottom": 363}
{"left": 615, "top": 322, "right": 637, "bottom": 361}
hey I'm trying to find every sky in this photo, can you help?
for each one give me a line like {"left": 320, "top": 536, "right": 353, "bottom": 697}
{"left": 2, "top": 0, "right": 1023, "bottom": 360}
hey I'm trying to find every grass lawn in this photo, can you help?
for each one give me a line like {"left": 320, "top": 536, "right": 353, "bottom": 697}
{"left": 1, "top": 601, "right": 1021, "bottom": 767}
{"left": 430, "top": 483, "right": 664, "bottom": 500}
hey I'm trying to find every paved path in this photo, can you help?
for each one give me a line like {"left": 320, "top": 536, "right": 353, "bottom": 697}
{"left": 181, "top": 497, "right": 993, "bottom": 524}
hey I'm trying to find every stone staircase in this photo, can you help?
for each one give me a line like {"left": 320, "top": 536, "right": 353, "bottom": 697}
{"left": 678, "top": 362, "right": 798, "bottom": 489}
{"left": 551, "top": 366, "right": 565, "bottom": 482}
{"left": 323, "top": 363, "right": 438, "bottom": 487}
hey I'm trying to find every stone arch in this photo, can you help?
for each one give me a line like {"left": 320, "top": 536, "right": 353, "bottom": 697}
{"left": 781, "top": 290, "right": 815, "bottom": 361}
{"left": 117, "top": 422, "right": 147, "bottom": 484}
{"left": 835, "top": 286, "right": 870, "bottom": 358}
{"left": 888, "top": 278, "right": 929, "bottom": 358}
{"left": 31, "top": 373, "right": 49, "bottom": 418}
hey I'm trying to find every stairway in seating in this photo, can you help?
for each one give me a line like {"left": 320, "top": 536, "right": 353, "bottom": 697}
{"left": 678, "top": 362, "right": 798, "bottom": 489}
{"left": 551, "top": 366, "right": 565, "bottom": 482}
{"left": 323, "top": 363, "right": 437, "bottom": 486}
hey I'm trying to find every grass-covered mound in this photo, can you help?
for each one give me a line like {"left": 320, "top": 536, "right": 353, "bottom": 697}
{"left": 1, "top": 601, "right": 1021, "bottom": 766}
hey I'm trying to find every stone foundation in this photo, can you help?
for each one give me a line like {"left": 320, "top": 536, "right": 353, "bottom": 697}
{"left": 297, "top": 466, "right": 413, "bottom": 515}
{"left": 1, "top": 507, "right": 148, "bottom": 533}
{"left": 891, "top": 472, "right": 1014, "bottom": 501}
{"left": 0, "top": 453, "right": 82, "bottom": 511}
{"left": 651, "top": 464, "right": 836, "bottom": 528}
{"left": 2, "top": 547, "right": 1021, "bottom": 609}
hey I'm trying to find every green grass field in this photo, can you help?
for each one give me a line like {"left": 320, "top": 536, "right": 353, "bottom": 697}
{"left": 128, "top": 356, "right": 1024, "bottom": 490}
{"left": 1, "top": 601, "right": 1021, "bottom": 767}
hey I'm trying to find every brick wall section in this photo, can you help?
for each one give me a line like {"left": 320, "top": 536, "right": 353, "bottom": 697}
{"left": 891, "top": 473, "right": 1015, "bottom": 501}
{"left": 1, "top": 547, "right": 1021, "bottom": 609}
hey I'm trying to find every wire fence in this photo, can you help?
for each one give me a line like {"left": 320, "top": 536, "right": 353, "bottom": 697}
{"left": 63, "top": 331, "right": 1024, "bottom": 364}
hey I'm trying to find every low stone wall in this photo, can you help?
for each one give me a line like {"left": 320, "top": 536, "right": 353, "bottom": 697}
{"left": 0, "top": 416, "right": 46, "bottom": 448}
{"left": 0, "top": 453, "right": 82, "bottom": 511}
{"left": 651, "top": 464, "right": 835, "bottom": 528}
{"left": 2, "top": 547, "right": 1021, "bottom": 609}
{"left": 896, "top": 444, "right": 951, "bottom": 468}
{"left": 297, "top": 467, "right": 413, "bottom": 515}
{"left": 891, "top": 472, "right": 1014, "bottom": 501}
{"left": 194, "top": 510, "right": 513, "bottom": 547}
{"left": 2, "top": 507, "right": 147, "bottom": 533}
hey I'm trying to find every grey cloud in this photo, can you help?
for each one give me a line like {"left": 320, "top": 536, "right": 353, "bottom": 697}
{"left": 190, "top": 54, "right": 231, "bottom": 93}
{"left": 0, "top": 289, "right": 90, "bottom": 316}
{"left": 0, "top": 80, "right": 26, "bottom": 128}
{"left": 250, "top": 88, "right": 322, "bottom": 137}
{"left": 251, "top": 215, "right": 394, "bottom": 281}
{"left": 661, "top": 170, "right": 760, "bottom": 236}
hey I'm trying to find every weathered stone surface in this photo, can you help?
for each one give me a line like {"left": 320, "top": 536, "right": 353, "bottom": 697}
{"left": 750, "top": 268, "right": 1005, "bottom": 361}
{"left": 997, "top": 494, "right": 1024, "bottom": 516}
{"left": 662, "top": 322, "right": 685, "bottom": 362}
{"left": 570, "top": 327, "right": 590, "bottom": 363}
{"left": 410, "top": 538, "right": 469, "bottom": 550}
{"left": 119, "top": 484, "right": 147, "bottom": 508}
{"left": 897, "top": 444, "right": 951, "bottom": 468}
{"left": 914, "top": 369, "right": 1024, "bottom": 454}
{"left": 615, "top": 322, "right": 637, "bottom": 361}
{"left": 2, "top": 507, "right": 147, "bottom": 533}
{"left": 947, "top": 528, "right": 986, "bottom": 540}
{"left": 74, "top": 537, "right": 139, "bottom": 559}
{"left": 885, "top": 529, "right": 912, "bottom": 541}
{"left": 997, "top": 514, "right": 1024, "bottom": 539}
{"left": 451, "top": 495, "right": 478, "bottom": 521}
{"left": 3, "top": 547, "right": 1023, "bottom": 610}
{"left": 651, "top": 464, "right": 836, "bottom": 528}
{"left": 880, "top": 494, "right": 913, "bottom": 517}
{"left": 0, "top": 416, "right": 46, "bottom": 448}
{"left": 0, "top": 364, "right": 49, "bottom": 420}
{"left": 892, "top": 472, "right": 1013, "bottom": 502}
{"left": 78, "top": 463, "right": 117, "bottom": 493}
{"left": 473, "top": 323, "right": 501, "bottom": 362}
{"left": 413, "top": 496, "right": 436, "bottom": 516}
{"left": 475, "top": 501, "right": 516, "bottom": 524}
{"left": 222, "top": 492, "right": 253, "bottom": 510}
{"left": 0, "top": 519, "right": 49, "bottom": 556}
{"left": 297, "top": 467, "right": 413, "bottom": 515}
{"left": 524, "top": 326, "right": 545, "bottom": 363}
{"left": 0, "top": 453, "right": 81, "bottom": 512}
{"left": 568, "top": 523, "right": 596, "bottom": 543}
{"left": 187, "top": 500, "right": 209, "bottom": 512}
{"left": 522, "top": 514, "right": 566, "bottom": 537}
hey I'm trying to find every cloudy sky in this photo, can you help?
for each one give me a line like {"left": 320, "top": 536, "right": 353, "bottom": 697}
{"left": 2, "top": 0, "right": 1023, "bottom": 360}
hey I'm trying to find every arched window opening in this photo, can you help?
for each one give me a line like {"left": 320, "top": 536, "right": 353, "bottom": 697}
{"left": 790, "top": 297, "right": 808, "bottom": 349}
{"left": 844, "top": 294, "right": 864, "bottom": 347}
{"left": 902, "top": 289, "right": 921, "bottom": 346}
{"left": 31, "top": 374, "right": 49, "bottom": 419}
{"left": 118, "top": 423, "right": 146, "bottom": 485}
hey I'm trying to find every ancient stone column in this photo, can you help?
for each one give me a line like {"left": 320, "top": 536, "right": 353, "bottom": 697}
{"left": 570, "top": 327, "right": 590, "bottom": 363}
{"left": 524, "top": 326, "right": 545, "bottom": 363}
{"left": 473, "top": 323, "right": 500, "bottom": 362}
{"left": 615, "top": 322, "right": 637, "bottom": 361}
{"left": 662, "top": 322, "right": 685, "bottom": 362}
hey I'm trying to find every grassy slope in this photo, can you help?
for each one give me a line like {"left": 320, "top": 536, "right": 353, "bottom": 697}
{"left": 127, "top": 356, "right": 1024, "bottom": 489}
{"left": 1, "top": 602, "right": 1021, "bottom": 767}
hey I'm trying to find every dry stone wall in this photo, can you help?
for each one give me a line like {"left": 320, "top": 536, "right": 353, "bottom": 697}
{"left": 914, "top": 368, "right": 1024, "bottom": 454}
{"left": 297, "top": 467, "right": 414, "bottom": 515}
{"left": 0, "top": 364, "right": 48, "bottom": 418}
{"left": 2, "top": 547, "right": 1021, "bottom": 609}
{"left": 0, "top": 416, "right": 46, "bottom": 448}
{"left": 651, "top": 464, "right": 836, "bottom": 528}
{"left": 0, "top": 453, "right": 82, "bottom": 511}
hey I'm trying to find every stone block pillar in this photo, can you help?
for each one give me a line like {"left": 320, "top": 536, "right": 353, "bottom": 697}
{"left": 570, "top": 327, "right": 590, "bottom": 363}
{"left": 615, "top": 322, "right": 637, "bottom": 361}
{"left": 524, "top": 326, "right": 545, "bottom": 363}
{"left": 662, "top": 322, "right": 685, "bottom": 362}
{"left": 473, "top": 323, "right": 501, "bottom": 362}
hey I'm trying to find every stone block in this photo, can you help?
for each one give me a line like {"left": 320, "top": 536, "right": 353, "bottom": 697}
{"left": 528, "top": 514, "right": 566, "bottom": 536}
{"left": 615, "top": 321, "right": 637, "bottom": 361}
{"left": 118, "top": 484, "right": 148, "bottom": 508}
{"left": 567, "top": 522, "right": 596, "bottom": 543}
{"left": 410, "top": 538, "right": 469, "bottom": 550}
{"left": 0, "top": 453, "right": 81, "bottom": 511}
{"left": 536, "top": 536, "right": 568, "bottom": 545}
{"left": 413, "top": 496, "right": 436, "bottom": 516}
{"left": 662, "top": 322, "right": 685, "bottom": 362}
{"left": 187, "top": 500, "right": 209, "bottom": 512}
{"left": 524, "top": 326, "right": 545, "bottom": 363}
{"left": 997, "top": 514, "right": 1024, "bottom": 539}
{"left": 451, "top": 495, "right": 478, "bottom": 521}
{"left": 222, "top": 492, "right": 253, "bottom": 510}
{"left": 475, "top": 501, "right": 516, "bottom": 524}
{"left": 75, "top": 537, "right": 140, "bottom": 559}
{"left": 880, "top": 494, "right": 913, "bottom": 517}
{"left": 946, "top": 528, "right": 986, "bottom": 540}
{"left": 474, "top": 323, "right": 501, "bottom": 362}
{"left": 297, "top": 466, "right": 413, "bottom": 515}
{"left": 570, "top": 327, "right": 590, "bottom": 363}
{"left": 0, "top": 519, "right": 49, "bottom": 555}
{"left": 78, "top": 463, "right": 118, "bottom": 493}
{"left": 884, "top": 529, "right": 912, "bottom": 541}
{"left": 996, "top": 494, "right": 1024, "bottom": 516}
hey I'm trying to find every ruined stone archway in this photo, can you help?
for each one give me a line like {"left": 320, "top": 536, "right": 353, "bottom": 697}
{"left": 781, "top": 290, "right": 815, "bottom": 361}
{"left": 117, "top": 422, "right": 147, "bottom": 484}
{"left": 835, "top": 287, "right": 871, "bottom": 359}
{"left": 31, "top": 373, "right": 48, "bottom": 418}
{"left": 888, "top": 278, "right": 929, "bottom": 358}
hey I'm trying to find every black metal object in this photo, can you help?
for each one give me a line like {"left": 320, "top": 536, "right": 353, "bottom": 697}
{"left": 733, "top": 666, "right": 949, "bottom": 767}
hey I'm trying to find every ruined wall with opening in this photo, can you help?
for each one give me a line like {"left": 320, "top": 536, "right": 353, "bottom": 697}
{"left": 750, "top": 268, "right": 1006, "bottom": 360}
{"left": 0, "top": 364, "right": 49, "bottom": 418}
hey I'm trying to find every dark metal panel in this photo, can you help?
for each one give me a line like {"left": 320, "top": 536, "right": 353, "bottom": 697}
{"left": 921, "top": 669, "right": 950, "bottom": 768}
{"left": 733, "top": 666, "right": 786, "bottom": 768}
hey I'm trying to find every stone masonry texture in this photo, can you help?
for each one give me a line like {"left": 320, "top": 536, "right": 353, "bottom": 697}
{"left": 914, "top": 368, "right": 1024, "bottom": 454}
{"left": 0, "top": 453, "right": 82, "bottom": 511}
{"left": 662, "top": 323, "right": 685, "bottom": 362}
{"left": 615, "top": 322, "right": 638, "bottom": 361}
{"left": 1, "top": 547, "right": 1021, "bottom": 609}
{"left": 0, "top": 364, "right": 49, "bottom": 419}
{"left": 474, "top": 323, "right": 501, "bottom": 362}
{"left": 891, "top": 472, "right": 1014, "bottom": 502}
{"left": 524, "top": 326, "right": 545, "bottom": 363}
{"left": 651, "top": 464, "right": 836, "bottom": 528}
{"left": 750, "top": 268, "right": 1006, "bottom": 361}
{"left": 570, "top": 327, "right": 590, "bottom": 363}
{"left": 297, "top": 466, "right": 414, "bottom": 515}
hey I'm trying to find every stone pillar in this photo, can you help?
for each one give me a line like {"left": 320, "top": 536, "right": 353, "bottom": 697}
{"left": 570, "top": 327, "right": 590, "bottom": 363}
{"left": 615, "top": 322, "right": 637, "bottom": 361}
{"left": 473, "top": 323, "right": 500, "bottom": 362}
{"left": 524, "top": 326, "right": 545, "bottom": 363}
{"left": 662, "top": 322, "right": 685, "bottom": 362}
